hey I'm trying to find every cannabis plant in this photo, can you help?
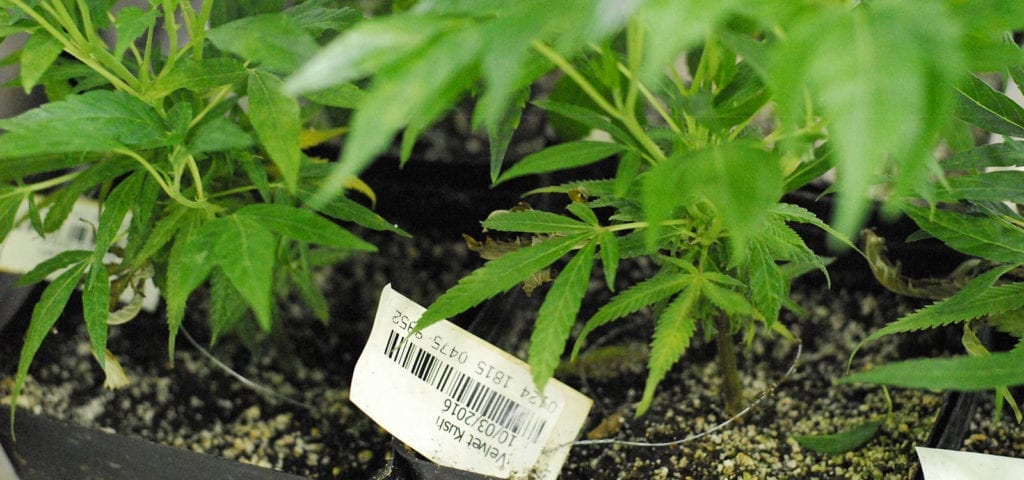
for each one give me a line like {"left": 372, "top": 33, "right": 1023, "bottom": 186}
{"left": 0, "top": 0, "right": 403, "bottom": 423}
{"left": 844, "top": 70, "right": 1024, "bottom": 422}
{"left": 286, "top": 0, "right": 1022, "bottom": 416}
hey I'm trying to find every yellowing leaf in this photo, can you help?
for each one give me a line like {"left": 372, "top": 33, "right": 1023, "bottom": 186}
{"left": 299, "top": 126, "right": 349, "bottom": 149}
{"left": 92, "top": 349, "right": 130, "bottom": 390}
{"left": 343, "top": 175, "right": 377, "bottom": 207}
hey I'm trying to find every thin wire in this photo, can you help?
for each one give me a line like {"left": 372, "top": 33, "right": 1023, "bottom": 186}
{"left": 551, "top": 342, "right": 802, "bottom": 450}
{"left": 180, "top": 326, "right": 317, "bottom": 411}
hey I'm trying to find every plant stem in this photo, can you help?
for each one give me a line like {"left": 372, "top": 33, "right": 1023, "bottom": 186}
{"left": 615, "top": 62, "right": 682, "bottom": 134}
{"left": 113, "top": 148, "right": 211, "bottom": 210}
{"left": 714, "top": 313, "right": 744, "bottom": 416}
{"left": 532, "top": 40, "right": 619, "bottom": 117}
{"left": 532, "top": 40, "right": 666, "bottom": 164}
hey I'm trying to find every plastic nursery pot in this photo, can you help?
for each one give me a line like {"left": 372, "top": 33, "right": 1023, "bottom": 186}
{"left": 0, "top": 283, "right": 315, "bottom": 480}
{"left": 376, "top": 440, "right": 498, "bottom": 480}
{"left": 0, "top": 410, "right": 310, "bottom": 480}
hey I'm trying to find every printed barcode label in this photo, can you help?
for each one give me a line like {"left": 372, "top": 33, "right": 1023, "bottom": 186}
{"left": 350, "top": 284, "right": 593, "bottom": 479}
{"left": 384, "top": 330, "right": 548, "bottom": 443}
{"left": 0, "top": 197, "right": 159, "bottom": 311}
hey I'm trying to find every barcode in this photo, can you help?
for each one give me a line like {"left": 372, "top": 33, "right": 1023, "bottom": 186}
{"left": 384, "top": 330, "right": 548, "bottom": 444}
{"left": 57, "top": 223, "right": 94, "bottom": 247}
{"left": 15, "top": 220, "right": 95, "bottom": 248}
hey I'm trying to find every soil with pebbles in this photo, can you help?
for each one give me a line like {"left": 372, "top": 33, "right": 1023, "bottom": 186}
{"left": 3, "top": 227, "right": 1024, "bottom": 479}
{"left": 3, "top": 98, "right": 1023, "bottom": 478}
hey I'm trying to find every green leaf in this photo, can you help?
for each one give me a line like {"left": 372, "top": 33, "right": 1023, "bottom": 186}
{"left": 535, "top": 100, "right": 634, "bottom": 146}
{"left": 15, "top": 250, "right": 92, "bottom": 286}
{"left": 284, "top": 1, "right": 362, "bottom": 37}
{"left": 755, "top": 215, "right": 825, "bottom": 272}
{"left": 479, "top": 88, "right": 528, "bottom": 183}
{"left": 26, "top": 195, "right": 43, "bottom": 236}
{"left": 638, "top": 284, "right": 699, "bottom": 415}
{"left": 529, "top": 240, "right": 596, "bottom": 389}
{"left": 208, "top": 269, "right": 249, "bottom": 344}
{"left": 772, "top": 202, "right": 857, "bottom": 252}
{"left": 314, "top": 27, "right": 482, "bottom": 202}
{"left": 418, "top": 233, "right": 590, "bottom": 331}
{"left": 41, "top": 190, "right": 79, "bottom": 235}
{"left": 783, "top": 145, "right": 834, "bottom": 193}
{"left": 207, "top": 13, "right": 318, "bottom": 73}
{"left": 638, "top": 0, "right": 735, "bottom": 82}
{"left": 150, "top": 58, "right": 247, "bottom": 97}
{"left": 573, "top": 270, "right": 692, "bottom": 359}
{"left": 237, "top": 154, "right": 271, "bottom": 202}
{"left": 903, "top": 204, "right": 1024, "bottom": 264}
{"left": 941, "top": 141, "right": 1024, "bottom": 170}
{"left": 95, "top": 172, "right": 143, "bottom": 252}
{"left": 11, "top": 261, "right": 88, "bottom": 429}
{"left": 122, "top": 175, "right": 160, "bottom": 263}
{"left": 166, "top": 215, "right": 279, "bottom": 334}
{"left": 113, "top": 6, "right": 159, "bottom": 59}
{"left": 284, "top": 15, "right": 472, "bottom": 95}
{"left": 747, "top": 242, "right": 786, "bottom": 326}
{"left": 235, "top": 204, "right": 375, "bottom": 251}
{"left": 296, "top": 187, "right": 409, "bottom": 237}
{"left": 82, "top": 256, "right": 110, "bottom": 367}
{"left": 494, "top": 141, "right": 627, "bottom": 186}
{"left": 614, "top": 151, "right": 642, "bottom": 198}
{"left": 209, "top": 216, "right": 278, "bottom": 331}
{"left": 955, "top": 74, "right": 1024, "bottom": 137}
{"left": 35, "top": 160, "right": 134, "bottom": 234}
{"left": 598, "top": 230, "right": 620, "bottom": 291}
{"left": 0, "top": 157, "right": 83, "bottom": 183}
{"left": 210, "top": 0, "right": 284, "bottom": 27}
{"left": 481, "top": 210, "right": 592, "bottom": 234}
{"left": 0, "top": 192, "right": 24, "bottom": 240}
{"left": 710, "top": 61, "right": 769, "bottom": 132}
{"left": 288, "top": 261, "right": 330, "bottom": 324}
{"left": 856, "top": 266, "right": 1021, "bottom": 349}
{"left": 80, "top": 0, "right": 113, "bottom": 29}
{"left": 303, "top": 83, "right": 364, "bottom": 109}
{"left": 567, "top": 202, "right": 599, "bottom": 226}
{"left": 842, "top": 351, "right": 1024, "bottom": 390}
{"left": 129, "top": 206, "right": 190, "bottom": 270}
{"left": 940, "top": 171, "right": 1024, "bottom": 204}
{"left": 643, "top": 142, "right": 782, "bottom": 253}
{"left": 248, "top": 70, "right": 301, "bottom": 192}
{"left": 701, "top": 280, "right": 756, "bottom": 318}
{"left": 792, "top": 420, "right": 883, "bottom": 455}
{"left": 20, "top": 31, "right": 64, "bottom": 93}
{"left": 772, "top": 0, "right": 962, "bottom": 238}
{"left": 164, "top": 213, "right": 213, "bottom": 358}
{"left": 188, "top": 117, "right": 253, "bottom": 155}
{"left": 0, "top": 90, "right": 168, "bottom": 157}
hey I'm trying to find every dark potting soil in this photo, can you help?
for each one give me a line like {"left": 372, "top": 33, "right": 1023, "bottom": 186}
{"left": 3, "top": 94, "right": 1023, "bottom": 478}
{"left": 3, "top": 227, "right": 1024, "bottom": 480}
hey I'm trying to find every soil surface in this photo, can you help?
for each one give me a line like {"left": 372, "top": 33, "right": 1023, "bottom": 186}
{"left": 3, "top": 227, "right": 1023, "bottom": 480}
{"left": 2, "top": 96, "right": 1022, "bottom": 479}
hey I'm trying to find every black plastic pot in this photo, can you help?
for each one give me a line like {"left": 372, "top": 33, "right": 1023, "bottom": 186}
{"left": 0, "top": 410, "right": 309, "bottom": 480}
{"left": 377, "top": 440, "right": 498, "bottom": 480}
{"left": 0, "top": 278, "right": 320, "bottom": 480}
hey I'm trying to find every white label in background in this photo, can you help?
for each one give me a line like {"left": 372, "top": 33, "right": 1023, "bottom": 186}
{"left": 351, "top": 284, "right": 593, "bottom": 479}
{"left": 917, "top": 447, "right": 1024, "bottom": 480}
{"left": 0, "top": 197, "right": 159, "bottom": 311}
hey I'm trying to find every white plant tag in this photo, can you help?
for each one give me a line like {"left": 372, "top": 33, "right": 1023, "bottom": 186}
{"left": 351, "top": 284, "right": 593, "bottom": 479}
{"left": 0, "top": 197, "right": 159, "bottom": 311}
{"left": 917, "top": 447, "right": 1024, "bottom": 480}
